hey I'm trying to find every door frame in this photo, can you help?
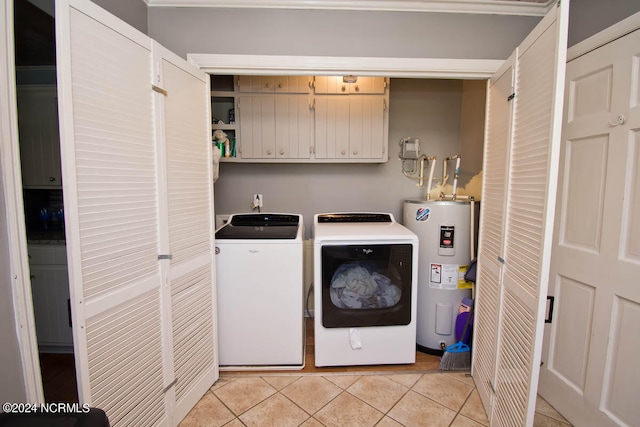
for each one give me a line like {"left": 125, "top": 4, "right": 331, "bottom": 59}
{"left": 2, "top": 3, "right": 505, "bottom": 400}
{"left": 0, "top": 0, "right": 44, "bottom": 403}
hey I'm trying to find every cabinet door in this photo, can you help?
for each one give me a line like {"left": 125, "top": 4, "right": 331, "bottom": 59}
{"left": 275, "top": 96, "right": 311, "bottom": 159}
{"left": 314, "top": 76, "right": 385, "bottom": 94}
{"left": 30, "top": 264, "right": 73, "bottom": 348}
{"left": 239, "top": 95, "right": 276, "bottom": 158}
{"left": 239, "top": 75, "right": 310, "bottom": 94}
{"left": 314, "top": 76, "right": 349, "bottom": 94}
{"left": 349, "top": 96, "right": 385, "bottom": 159}
{"left": 349, "top": 77, "right": 386, "bottom": 94}
{"left": 239, "top": 95, "right": 311, "bottom": 159}
{"left": 314, "top": 96, "right": 350, "bottom": 158}
{"left": 238, "top": 75, "right": 275, "bottom": 93}
{"left": 17, "top": 86, "right": 62, "bottom": 188}
{"left": 315, "top": 96, "right": 385, "bottom": 160}
{"left": 274, "top": 76, "right": 310, "bottom": 94}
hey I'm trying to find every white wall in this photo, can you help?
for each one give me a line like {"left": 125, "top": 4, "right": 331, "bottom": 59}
{"left": 459, "top": 80, "right": 487, "bottom": 189}
{"left": 148, "top": 7, "right": 540, "bottom": 60}
{"left": 568, "top": 0, "right": 640, "bottom": 47}
{"left": 213, "top": 78, "right": 479, "bottom": 235}
{"left": 92, "top": 0, "right": 148, "bottom": 34}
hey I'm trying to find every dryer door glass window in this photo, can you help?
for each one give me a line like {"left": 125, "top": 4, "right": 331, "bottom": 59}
{"left": 321, "top": 244, "right": 413, "bottom": 328}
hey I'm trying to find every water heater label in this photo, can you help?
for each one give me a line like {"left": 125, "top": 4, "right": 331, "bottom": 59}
{"left": 415, "top": 207, "right": 430, "bottom": 221}
{"left": 430, "top": 263, "right": 441, "bottom": 283}
{"left": 439, "top": 225, "right": 455, "bottom": 256}
{"left": 430, "top": 263, "right": 458, "bottom": 290}
{"left": 440, "top": 226, "right": 454, "bottom": 247}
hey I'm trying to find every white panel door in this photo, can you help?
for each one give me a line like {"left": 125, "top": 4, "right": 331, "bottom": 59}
{"left": 56, "top": 1, "right": 168, "bottom": 425}
{"left": 474, "top": 2, "right": 568, "bottom": 426}
{"left": 153, "top": 43, "right": 218, "bottom": 424}
{"left": 539, "top": 27, "right": 640, "bottom": 427}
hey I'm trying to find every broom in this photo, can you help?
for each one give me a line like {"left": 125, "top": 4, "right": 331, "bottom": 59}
{"left": 439, "top": 307, "right": 473, "bottom": 371}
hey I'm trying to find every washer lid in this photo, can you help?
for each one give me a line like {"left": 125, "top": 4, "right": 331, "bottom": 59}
{"left": 215, "top": 214, "right": 300, "bottom": 240}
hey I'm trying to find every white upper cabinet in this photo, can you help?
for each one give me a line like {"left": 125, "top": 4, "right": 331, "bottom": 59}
{"left": 314, "top": 96, "right": 387, "bottom": 160}
{"left": 226, "top": 75, "right": 389, "bottom": 163}
{"left": 313, "top": 77, "right": 389, "bottom": 162}
{"left": 238, "top": 75, "right": 310, "bottom": 93}
{"left": 314, "top": 76, "right": 386, "bottom": 94}
{"left": 17, "top": 85, "right": 63, "bottom": 188}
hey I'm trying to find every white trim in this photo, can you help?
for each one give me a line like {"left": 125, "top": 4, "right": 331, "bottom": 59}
{"left": 187, "top": 54, "right": 504, "bottom": 79}
{"left": 145, "top": 0, "right": 552, "bottom": 16}
{"left": 567, "top": 10, "right": 640, "bottom": 62}
{"left": 0, "top": 0, "right": 44, "bottom": 403}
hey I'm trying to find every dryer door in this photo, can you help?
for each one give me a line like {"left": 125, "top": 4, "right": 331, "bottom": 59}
{"left": 321, "top": 243, "right": 413, "bottom": 328}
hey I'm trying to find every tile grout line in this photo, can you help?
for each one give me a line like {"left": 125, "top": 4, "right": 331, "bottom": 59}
{"left": 209, "top": 372, "right": 486, "bottom": 427}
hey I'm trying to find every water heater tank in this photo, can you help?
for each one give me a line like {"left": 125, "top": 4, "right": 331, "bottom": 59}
{"left": 403, "top": 200, "right": 472, "bottom": 353}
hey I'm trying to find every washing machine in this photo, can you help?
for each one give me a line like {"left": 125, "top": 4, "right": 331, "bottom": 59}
{"left": 313, "top": 213, "right": 419, "bottom": 367}
{"left": 215, "top": 213, "right": 304, "bottom": 370}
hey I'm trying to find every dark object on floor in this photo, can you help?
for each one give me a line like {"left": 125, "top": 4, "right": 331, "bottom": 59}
{"left": 0, "top": 407, "right": 109, "bottom": 427}
{"left": 440, "top": 305, "right": 473, "bottom": 371}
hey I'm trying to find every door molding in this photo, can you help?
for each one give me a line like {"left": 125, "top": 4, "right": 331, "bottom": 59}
{"left": 187, "top": 54, "right": 503, "bottom": 79}
{"left": 0, "top": 0, "right": 44, "bottom": 403}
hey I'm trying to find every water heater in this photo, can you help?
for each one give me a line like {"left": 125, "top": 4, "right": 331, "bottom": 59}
{"left": 403, "top": 200, "right": 472, "bottom": 353}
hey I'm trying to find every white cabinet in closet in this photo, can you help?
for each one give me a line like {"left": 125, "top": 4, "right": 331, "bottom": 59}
{"left": 313, "top": 76, "right": 386, "bottom": 94}
{"left": 313, "top": 77, "right": 388, "bottom": 162}
{"left": 28, "top": 244, "right": 72, "bottom": 351}
{"left": 238, "top": 75, "right": 310, "bottom": 93}
{"left": 237, "top": 75, "right": 312, "bottom": 160}
{"left": 17, "top": 85, "right": 63, "bottom": 188}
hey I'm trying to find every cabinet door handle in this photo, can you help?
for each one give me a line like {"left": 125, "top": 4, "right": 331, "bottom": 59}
{"left": 49, "top": 176, "right": 56, "bottom": 182}
{"left": 353, "top": 150, "right": 358, "bottom": 155}
{"left": 279, "top": 149, "right": 285, "bottom": 155}
{"left": 341, "top": 150, "right": 346, "bottom": 155}
{"left": 266, "top": 149, "right": 272, "bottom": 155}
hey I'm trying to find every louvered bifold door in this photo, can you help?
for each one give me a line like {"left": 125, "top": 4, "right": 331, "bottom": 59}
{"left": 473, "top": 53, "right": 516, "bottom": 415}
{"left": 151, "top": 44, "right": 218, "bottom": 425}
{"left": 56, "top": 1, "right": 168, "bottom": 425}
{"left": 490, "top": 2, "right": 569, "bottom": 426}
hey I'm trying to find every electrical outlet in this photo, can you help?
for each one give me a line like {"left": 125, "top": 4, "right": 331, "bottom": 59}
{"left": 252, "top": 194, "right": 263, "bottom": 208}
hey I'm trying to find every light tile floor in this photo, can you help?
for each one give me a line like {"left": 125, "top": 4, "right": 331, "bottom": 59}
{"left": 180, "top": 371, "right": 572, "bottom": 427}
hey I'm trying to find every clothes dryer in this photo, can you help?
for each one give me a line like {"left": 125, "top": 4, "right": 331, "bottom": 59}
{"left": 313, "top": 213, "right": 418, "bottom": 367}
